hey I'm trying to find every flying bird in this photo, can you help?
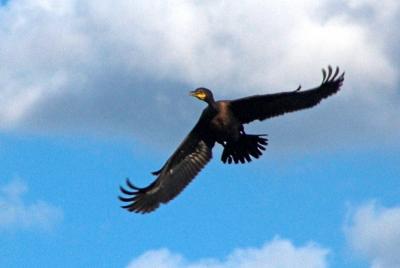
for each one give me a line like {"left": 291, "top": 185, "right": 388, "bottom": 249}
{"left": 119, "top": 66, "right": 345, "bottom": 213}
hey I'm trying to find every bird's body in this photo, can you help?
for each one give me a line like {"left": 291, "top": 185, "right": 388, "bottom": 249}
{"left": 208, "top": 101, "right": 241, "bottom": 143}
{"left": 119, "top": 66, "right": 345, "bottom": 213}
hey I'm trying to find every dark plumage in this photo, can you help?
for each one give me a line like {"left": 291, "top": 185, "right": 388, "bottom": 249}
{"left": 119, "top": 66, "right": 345, "bottom": 213}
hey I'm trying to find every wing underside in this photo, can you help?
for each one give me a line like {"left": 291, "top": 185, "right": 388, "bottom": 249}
{"left": 230, "top": 66, "right": 345, "bottom": 124}
{"left": 119, "top": 130, "right": 214, "bottom": 213}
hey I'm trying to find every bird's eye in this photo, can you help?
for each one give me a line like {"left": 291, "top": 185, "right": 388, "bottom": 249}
{"left": 196, "top": 91, "right": 206, "bottom": 100}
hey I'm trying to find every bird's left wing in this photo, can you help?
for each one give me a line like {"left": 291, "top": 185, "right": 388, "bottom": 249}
{"left": 119, "top": 126, "right": 214, "bottom": 214}
{"left": 230, "top": 66, "right": 345, "bottom": 124}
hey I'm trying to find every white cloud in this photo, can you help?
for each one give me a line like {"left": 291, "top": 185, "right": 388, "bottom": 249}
{"left": 126, "top": 237, "right": 329, "bottom": 268}
{"left": 0, "top": 0, "right": 399, "bottom": 149}
{"left": 0, "top": 179, "right": 63, "bottom": 231}
{"left": 345, "top": 201, "right": 400, "bottom": 268}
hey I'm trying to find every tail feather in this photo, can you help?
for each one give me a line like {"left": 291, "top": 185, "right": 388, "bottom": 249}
{"left": 221, "top": 134, "right": 268, "bottom": 164}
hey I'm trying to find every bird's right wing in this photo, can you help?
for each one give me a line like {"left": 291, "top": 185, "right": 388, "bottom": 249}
{"left": 119, "top": 125, "right": 214, "bottom": 214}
{"left": 230, "top": 66, "right": 345, "bottom": 124}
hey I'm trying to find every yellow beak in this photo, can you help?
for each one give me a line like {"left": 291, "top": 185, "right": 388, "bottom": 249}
{"left": 189, "top": 91, "right": 206, "bottom": 100}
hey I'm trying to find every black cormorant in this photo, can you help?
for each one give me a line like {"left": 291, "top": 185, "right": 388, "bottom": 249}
{"left": 119, "top": 66, "right": 345, "bottom": 213}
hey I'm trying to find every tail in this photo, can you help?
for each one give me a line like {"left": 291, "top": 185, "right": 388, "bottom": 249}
{"left": 221, "top": 134, "right": 268, "bottom": 164}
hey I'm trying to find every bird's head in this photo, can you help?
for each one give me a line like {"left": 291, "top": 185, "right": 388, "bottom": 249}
{"left": 190, "top": 87, "right": 214, "bottom": 104}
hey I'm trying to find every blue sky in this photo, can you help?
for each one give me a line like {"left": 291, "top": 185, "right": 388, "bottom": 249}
{"left": 1, "top": 1, "right": 400, "bottom": 268}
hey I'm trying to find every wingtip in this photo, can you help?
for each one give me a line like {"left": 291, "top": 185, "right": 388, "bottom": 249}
{"left": 125, "top": 178, "right": 141, "bottom": 190}
{"left": 119, "top": 185, "right": 136, "bottom": 195}
{"left": 332, "top": 66, "right": 340, "bottom": 80}
{"left": 321, "top": 65, "right": 345, "bottom": 84}
{"left": 118, "top": 195, "right": 136, "bottom": 202}
{"left": 322, "top": 68, "right": 327, "bottom": 82}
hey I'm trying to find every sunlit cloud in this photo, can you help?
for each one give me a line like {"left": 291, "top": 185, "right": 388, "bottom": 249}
{"left": 345, "top": 201, "right": 400, "bottom": 268}
{"left": 126, "top": 237, "right": 329, "bottom": 268}
{"left": 0, "top": 0, "right": 398, "bottom": 149}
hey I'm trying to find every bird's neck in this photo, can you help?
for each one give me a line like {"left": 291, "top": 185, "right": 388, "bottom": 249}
{"left": 205, "top": 94, "right": 216, "bottom": 105}
{"left": 207, "top": 98, "right": 217, "bottom": 109}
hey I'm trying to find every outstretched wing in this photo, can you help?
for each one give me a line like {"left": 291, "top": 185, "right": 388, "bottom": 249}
{"left": 230, "top": 66, "right": 345, "bottom": 124}
{"left": 119, "top": 126, "right": 215, "bottom": 214}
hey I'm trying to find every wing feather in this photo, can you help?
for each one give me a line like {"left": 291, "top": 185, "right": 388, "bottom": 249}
{"left": 119, "top": 127, "right": 214, "bottom": 213}
{"left": 230, "top": 66, "right": 345, "bottom": 124}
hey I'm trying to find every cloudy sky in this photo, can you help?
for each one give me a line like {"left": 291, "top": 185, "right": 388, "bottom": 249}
{"left": 1, "top": 0, "right": 399, "bottom": 267}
